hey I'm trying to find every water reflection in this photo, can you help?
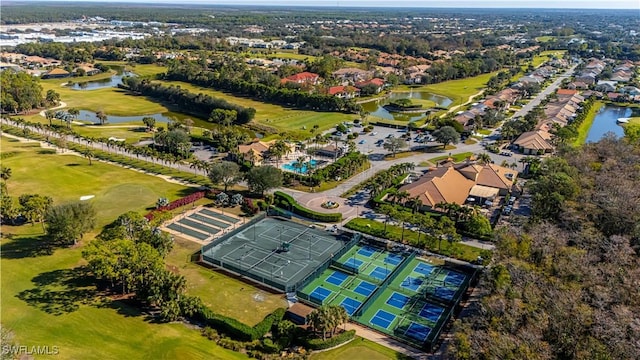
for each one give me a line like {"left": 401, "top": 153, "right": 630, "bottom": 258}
{"left": 360, "top": 91, "right": 452, "bottom": 121}
{"left": 586, "top": 105, "right": 637, "bottom": 142}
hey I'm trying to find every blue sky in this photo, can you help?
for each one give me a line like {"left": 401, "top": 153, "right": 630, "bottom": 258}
{"left": 44, "top": 0, "right": 640, "bottom": 9}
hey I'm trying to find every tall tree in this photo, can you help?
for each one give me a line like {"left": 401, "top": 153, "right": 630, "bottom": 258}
{"left": 208, "top": 161, "right": 241, "bottom": 192}
{"left": 433, "top": 126, "right": 461, "bottom": 148}
{"left": 18, "top": 194, "right": 53, "bottom": 229}
{"left": 383, "top": 137, "right": 408, "bottom": 157}
{"left": 45, "top": 201, "right": 97, "bottom": 246}
{"left": 245, "top": 166, "right": 283, "bottom": 195}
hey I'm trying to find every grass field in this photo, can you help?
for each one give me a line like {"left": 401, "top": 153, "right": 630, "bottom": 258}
{"left": 165, "top": 238, "right": 287, "bottom": 326}
{"left": 396, "top": 71, "right": 498, "bottom": 108}
{"left": 535, "top": 36, "right": 556, "bottom": 42}
{"left": 428, "top": 152, "right": 474, "bottom": 164}
{"left": 41, "top": 80, "right": 169, "bottom": 116}
{"left": 532, "top": 50, "right": 567, "bottom": 68}
{"left": 1, "top": 137, "right": 191, "bottom": 227}
{"left": 310, "top": 337, "right": 411, "bottom": 360}
{"left": 573, "top": 101, "right": 604, "bottom": 146}
{"left": 0, "top": 136, "right": 251, "bottom": 359}
{"left": 157, "top": 80, "right": 354, "bottom": 137}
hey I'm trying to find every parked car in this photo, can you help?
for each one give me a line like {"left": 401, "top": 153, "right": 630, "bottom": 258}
{"left": 500, "top": 151, "right": 513, "bottom": 157}
{"left": 359, "top": 139, "right": 366, "bottom": 144}
{"left": 370, "top": 132, "right": 378, "bottom": 136}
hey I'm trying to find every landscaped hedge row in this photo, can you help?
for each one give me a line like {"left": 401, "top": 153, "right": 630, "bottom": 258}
{"left": 273, "top": 191, "right": 342, "bottom": 223}
{"left": 144, "top": 191, "right": 207, "bottom": 221}
{"left": 195, "top": 306, "right": 286, "bottom": 342}
{"left": 305, "top": 330, "right": 356, "bottom": 350}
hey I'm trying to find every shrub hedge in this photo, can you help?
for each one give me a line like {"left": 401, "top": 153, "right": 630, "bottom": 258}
{"left": 195, "top": 306, "right": 286, "bottom": 342}
{"left": 305, "top": 330, "right": 356, "bottom": 350}
{"left": 273, "top": 191, "right": 342, "bottom": 223}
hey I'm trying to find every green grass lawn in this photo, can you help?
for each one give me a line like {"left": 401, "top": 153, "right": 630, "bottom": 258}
{"left": 428, "top": 152, "right": 474, "bottom": 164}
{"left": 165, "top": 238, "right": 287, "bottom": 326}
{"left": 0, "top": 136, "right": 250, "bottom": 360}
{"left": 1, "top": 224, "right": 248, "bottom": 360}
{"left": 157, "top": 80, "right": 354, "bottom": 137}
{"left": 1, "top": 137, "right": 191, "bottom": 227}
{"left": 535, "top": 36, "right": 556, "bottom": 42}
{"left": 573, "top": 101, "right": 604, "bottom": 146}
{"left": 628, "top": 117, "right": 640, "bottom": 125}
{"left": 310, "top": 337, "right": 411, "bottom": 360}
{"left": 395, "top": 71, "right": 498, "bottom": 108}
{"left": 532, "top": 50, "right": 567, "bottom": 68}
{"left": 40, "top": 79, "right": 169, "bottom": 116}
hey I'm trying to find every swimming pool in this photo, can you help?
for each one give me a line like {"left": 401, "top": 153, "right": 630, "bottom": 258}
{"left": 282, "top": 159, "right": 319, "bottom": 174}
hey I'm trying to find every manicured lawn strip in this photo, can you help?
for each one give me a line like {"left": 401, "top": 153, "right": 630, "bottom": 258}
{"left": 310, "top": 337, "right": 411, "bottom": 360}
{"left": 573, "top": 100, "right": 604, "bottom": 146}
{"left": 1, "top": 225, "right": 247, "bottom": 360}
{"left": 428, "top": 152, "right": 474, "bottom": 164}
{"left": 629, "top": 117, "right": 640, "bottom": 125}
{"left": 1, "top": 137, "right": 191, "bottom": 228}
{"left": 345, "top": 218, "right": 482, "bottom": 263}
{"left": 165, "top": 238, "right": 287, "bottom": 326}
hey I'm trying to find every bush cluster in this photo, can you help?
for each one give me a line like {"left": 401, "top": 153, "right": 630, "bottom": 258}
{"left": 304, "top": 330, "right": 356, "bottom": 350}
{"left": 273, "top": 191, "right": 342, "bottom": 223}
{"left": 144, "top": 191, "right": 206, "bottom": 221}
{"left": 195, "top": 306, "right": 285, "bottom": 342}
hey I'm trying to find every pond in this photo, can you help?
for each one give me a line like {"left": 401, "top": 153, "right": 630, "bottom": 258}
{"left": 360, "top": 91, "right": 452, "bottom": 122}
{"left": 586, "top": 105, "right": 638, "bottom": 142}
{"left": 68, "top": 71, "right": 135, "bottom": 90}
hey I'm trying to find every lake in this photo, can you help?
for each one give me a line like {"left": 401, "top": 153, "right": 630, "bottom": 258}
{"left": 68, "top": 71, "right": 134, "bottom": 90}
{"left": 361, "top": 91, "right": 452, "bottom": 122}
{"left": 586, "top": 105, "right": 638, "bottom": 142}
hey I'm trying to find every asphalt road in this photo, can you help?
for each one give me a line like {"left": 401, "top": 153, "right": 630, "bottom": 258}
{"left": 510, "top": 64, "right": 578, "bottom": 119}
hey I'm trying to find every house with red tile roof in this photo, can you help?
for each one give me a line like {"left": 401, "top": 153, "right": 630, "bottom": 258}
{"left": 327, "top": 86, "right": 360, "bottom": 99}
{"left": 280, "top": 71, "right": 320, "bottom": 85}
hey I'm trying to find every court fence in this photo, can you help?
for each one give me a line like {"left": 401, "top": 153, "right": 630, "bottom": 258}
{"left": 352, "top": 250, "right": 417, "bottom": 319}
{"left": 295, "top": 233, "right": 361, "bottom": 302}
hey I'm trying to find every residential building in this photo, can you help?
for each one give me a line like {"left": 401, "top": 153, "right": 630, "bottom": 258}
{"left": 281, "top": 71, "right": 320, "bottom": 85}
{"left": 42, "top": 68, "right": 70, "bottom": 79}
{"left": 513, "top": 130, "right": 554, "bottom": 155}
{"left": 327, "top": 85, "right": 360, "bottom": 99}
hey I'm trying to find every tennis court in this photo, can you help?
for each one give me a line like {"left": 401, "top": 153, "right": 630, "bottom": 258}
{"left": 201, "top": 216, "right": 350, "bottom": 292}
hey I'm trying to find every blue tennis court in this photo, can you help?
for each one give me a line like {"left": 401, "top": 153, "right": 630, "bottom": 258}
{"left": 445, "top": 272, "right": 466, "bottom": 286}
{"left": 414, "top": 262, "right": 434, "bottom": 276}
{"left": 167, "top": 223, "right": 209, "bottom": 240}
{"left": 326, "top": 271, "right": 349, "bottom": 286}
{"left": 386, "top": 292, "right": 411, "bottom": 309}
{"left": 384, "top": 253, "right": 403, "bottom": 265}
{"left": 370, "top": 310, "right": 396, "bottom": 329}
{"left": 405, "top": 322, "right": 431, "bottom": 342}
{"left": 340, "top": 297, "right": 362, "bottom": 316}
{"left": 419, "top": 303, "right": 444, "bottom": 323}
{"left": 309, "top": 286, "right": 333, "bottom": 303}
{"left": 401, "top": 276, "right": 423, "bottom": 292}
{"left": 369, "top": 266, "right": 391, "bottom": 280}
{"left": 353, "top": 281, "right": 376, "bottom": 296}
{"left": 435, "top": 287, "right": 456, "bottom": 300}
{"left": 343, "top": 258, "right": 363, "bottom": 271}
{"left": 357, "top": 246, "right": 377, "bottom": 258}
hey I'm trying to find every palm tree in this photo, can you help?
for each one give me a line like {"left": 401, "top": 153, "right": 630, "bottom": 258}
{"left": 68, "top": 108, "right": 79, "bottom": 128}
{"left": 408, "top": 195, "right": 423, "bottom": 214}
{"left": 396, "top": 190, "right": 410, "bottom": 206}
{"left": 379, "top": 204, "right": 396, "bottom": 233}
{"left": 82, "top": 149, "right": 94, "bottom": 165}
{"left": 477, "top": 152, "right": 492, "bottom": 165}
{"left": 1, "top": 167, "right": 12, "bottom": 182}
{"left": 95, "top": 110, "right": 108, "bottom": 125}
{"left": 44, "top": 110, "right": 56, "bottom": 126}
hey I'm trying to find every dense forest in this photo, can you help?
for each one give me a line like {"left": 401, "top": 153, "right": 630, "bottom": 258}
{"left": 0, "top": 71, "right": 44, "bottom": 113}
{"left": 447, "top": 136, "right": 640, "bottom": 360}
